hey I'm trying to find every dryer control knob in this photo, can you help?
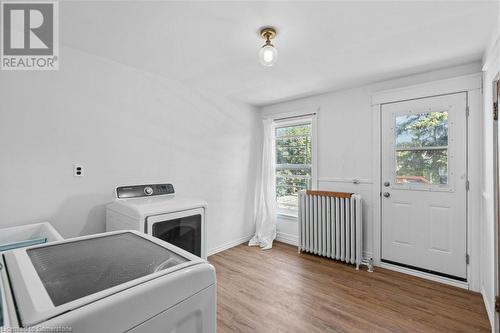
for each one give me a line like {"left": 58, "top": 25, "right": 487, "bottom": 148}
{"left": 144, "top": 186, "right": 154, "bottom": 196}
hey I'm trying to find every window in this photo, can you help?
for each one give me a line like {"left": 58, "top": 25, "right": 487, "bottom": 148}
{"left": 394, "top": 111, "right": 448, "bottom": 185}
{"left": 274, "top": 119, "right": 314, "bottom": 215}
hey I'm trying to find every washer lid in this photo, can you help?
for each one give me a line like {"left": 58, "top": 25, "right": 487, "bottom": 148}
{"left": 106, "top": 195, "right": 207, "bottom": 219}
{"left": 4, "top": 231, "right": 203, "bottom": 327}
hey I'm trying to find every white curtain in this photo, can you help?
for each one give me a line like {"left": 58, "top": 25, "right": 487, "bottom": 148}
{"left": 249, "top": 118, "right": 277, "bottom": 250}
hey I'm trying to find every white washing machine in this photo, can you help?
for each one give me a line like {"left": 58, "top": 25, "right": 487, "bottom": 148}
{"left": 1, "top": 230, "right": 216, "bottom": 332}
{"left": 0, "top": 222, "right": 64, "bottom": 329}
{"left": 106, "top": 184, "right": 208, "bottom": 259}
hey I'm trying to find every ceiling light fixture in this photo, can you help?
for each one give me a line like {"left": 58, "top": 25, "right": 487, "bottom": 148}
{"left": 259, "top": 27, "right": 278, "bottom": 67}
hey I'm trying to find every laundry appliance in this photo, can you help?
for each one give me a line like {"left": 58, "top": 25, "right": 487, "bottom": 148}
{"left": 0, "top": 222, "right": 64, "bottom": 328}
{"left": 0, "top": 230, "right": 216, "bottom": 332}
{"left": 106, "top": 184, "right": 208, "bottom": 259}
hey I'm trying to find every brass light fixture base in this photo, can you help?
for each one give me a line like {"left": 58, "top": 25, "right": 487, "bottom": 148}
{"left": 260, "top": 27, "right": 277, "bottom": 40}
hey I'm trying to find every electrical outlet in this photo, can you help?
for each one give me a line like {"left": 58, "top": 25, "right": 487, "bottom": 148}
{"left": 73, "top": 165, "right": 84, "bottom": 177}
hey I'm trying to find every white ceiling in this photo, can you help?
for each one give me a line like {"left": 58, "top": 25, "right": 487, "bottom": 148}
{"left": 60, "top": 1, "right": 498, "bottom": 106}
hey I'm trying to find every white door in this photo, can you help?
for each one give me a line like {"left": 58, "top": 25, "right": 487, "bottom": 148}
{"left": 381, "top": 92, "right": 467, "bottom": 280}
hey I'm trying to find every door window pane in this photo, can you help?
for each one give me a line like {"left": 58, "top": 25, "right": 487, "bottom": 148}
{"left": 395, "top": 111, "right": 448, "bottom": 148}
{"left": 394, "top": 111, "right": 449, "bottom": 186}
{"left": 396, "top": 149, "right": 448, "bottom": 185}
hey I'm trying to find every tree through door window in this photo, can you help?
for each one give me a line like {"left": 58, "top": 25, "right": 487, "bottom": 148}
{"left": 394, "top": 111, "right": 448, "bottom": 185}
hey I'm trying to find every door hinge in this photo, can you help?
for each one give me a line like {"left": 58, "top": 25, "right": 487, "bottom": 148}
{"left": 465, "top": 180, "right": 470, "bottom": 191}
{"left": 496, "top": 296, "right": 500, "bottom": 312}
{"left": 465, "top": 254, "right": 469, "bottom": 265}
{"left": 494, "top": 102, "right": 498, "bottom": 121}
{"left": 466, "top": 105, "right": 470, "bottom": 117}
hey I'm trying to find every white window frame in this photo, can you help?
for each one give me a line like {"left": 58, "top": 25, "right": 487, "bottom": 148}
{"left": 269, "top": 111, "right": 318, "bottom": 218}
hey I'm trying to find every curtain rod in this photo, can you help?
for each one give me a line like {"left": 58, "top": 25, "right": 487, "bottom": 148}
{"left": 273, "top": 112, "right": 316, "bottom": 122}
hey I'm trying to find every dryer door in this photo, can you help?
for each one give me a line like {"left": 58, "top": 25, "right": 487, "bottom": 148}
{"left": 147, "top": 208, "right": 205, "bottom": 259}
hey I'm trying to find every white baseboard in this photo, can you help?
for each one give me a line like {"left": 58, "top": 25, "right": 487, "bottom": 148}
{"left": 276, "top": 232, "right": 298, "bottom": 246}
{"left": 481, "top": 285, "right": 496, "bottom": 331}
{"left": 207, "top": 234, "right": 253, "bottom": 257}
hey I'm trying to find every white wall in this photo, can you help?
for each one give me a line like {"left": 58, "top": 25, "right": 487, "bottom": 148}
{"left": 0, "top": 46, "right": 261, "bottom": 253}
{"left": 261, "top": 62, "right": 482, "bottom": 259}
{"left": 481, "top": 29, "right": 500, "bottom": 330}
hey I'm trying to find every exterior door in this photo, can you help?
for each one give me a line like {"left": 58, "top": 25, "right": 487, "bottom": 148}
{"left": 381, "top": 92, "right": 467, "bottom": 280}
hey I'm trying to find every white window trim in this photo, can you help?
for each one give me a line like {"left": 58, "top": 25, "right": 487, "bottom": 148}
{"left": 267, "top": 109, "right": 319, "bottom": 218}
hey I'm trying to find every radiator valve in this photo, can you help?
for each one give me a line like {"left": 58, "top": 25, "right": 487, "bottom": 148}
{"left": 359, "top": 258, "right": 374, "bottom": 272}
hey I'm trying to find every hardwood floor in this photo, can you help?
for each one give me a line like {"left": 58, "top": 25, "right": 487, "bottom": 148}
{"left": 209, "top": 242, "right": 490, "bottom": 333}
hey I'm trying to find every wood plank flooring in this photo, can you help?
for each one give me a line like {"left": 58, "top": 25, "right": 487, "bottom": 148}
{"left": 209, "top": 242, "right": 490, "bottom": 333}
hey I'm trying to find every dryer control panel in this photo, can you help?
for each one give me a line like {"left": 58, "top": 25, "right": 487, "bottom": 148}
{"left": 116, "top": 184, "right": 175, "bottom": 198}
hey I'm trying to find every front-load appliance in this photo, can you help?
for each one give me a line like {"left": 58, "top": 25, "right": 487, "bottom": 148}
{"left": 106, "top": 184, "right": 208, "bottom": 259}
{"left": 0, "top": 230, "right": 216, "bottom": 332}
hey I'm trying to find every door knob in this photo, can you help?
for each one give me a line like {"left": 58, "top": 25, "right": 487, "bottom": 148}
{"left": 383, "top": 192, "right": 390, "bottom": 198}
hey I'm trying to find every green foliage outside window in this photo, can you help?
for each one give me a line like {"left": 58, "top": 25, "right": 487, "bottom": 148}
{"left": 275, "top": 123, "right": 312, "bottom": 210}
{"left": 395, "top": 112, "right": 448, "bottom": 185}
